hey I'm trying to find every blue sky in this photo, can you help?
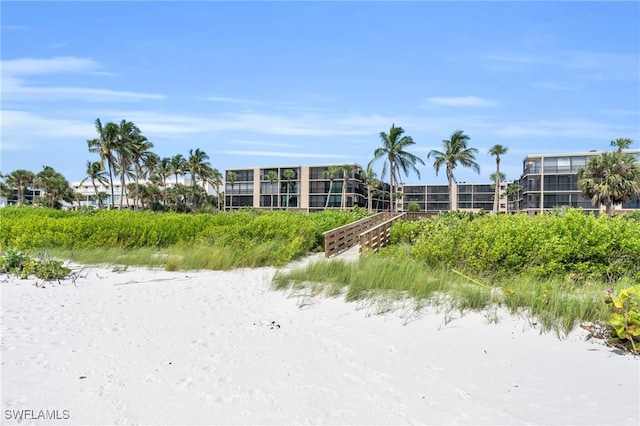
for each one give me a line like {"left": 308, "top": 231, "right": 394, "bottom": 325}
{"left": 2, "top": 1, "right": 639, "bottom": 185}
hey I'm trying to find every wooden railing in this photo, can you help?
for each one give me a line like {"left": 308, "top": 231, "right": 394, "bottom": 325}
{"left": 359, "top": 211, "right": 437, "bottom": 253}
{"left": 359, "top": 213, "right": 405, "bottom": 254}
{"left": 323, "top": 212, "right": 397, "bottom": 257}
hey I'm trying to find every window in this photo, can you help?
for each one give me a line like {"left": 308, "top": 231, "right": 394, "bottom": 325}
{"left": 226, "top": 182, "right": 253, "bottom": 195}
{"left": 260, "top": 182, "right": 278, "bottom": 194}
{"left": 623, "top": 196, "right": 640, "bottom": 209}
{"left": 281, "top": 181, "right": 299, "bottom": 194}
{"left": 405, "top": 194, "right": 425, "bottom": 202}
{"left": 280, "top": 168, "right": 299, "bottom": 180}
{"left": 557, "top": 157, "right": 571, "bottom": 173}
{"left": 474, "top": 184, "right": 493, "bottom": 193}
{"left": 404, "top": 186, "right": 426, "bottom": 194}
{"left": 524, "top": 159, "right": 541, "bottom": 174}
{"left": 228, "top": 169, "right": 253, "bottom": 182}
{"left": 427, "top": 185, "right": 449, "bottom": 194}
{"left": 543, "top": 157, "right": 557, "bottom": 173}
{"left": 281, "top": 195, "right": 298, "bottom": 208}
{"left": 571, "top": 156, "right": 587, "bottom": 172}
{"left": 260, "top": 168, "right": 278, "bottom": 180}
{"left": 260, "top": 195, "right": 276, "bottom": 208}
{"left": 427, "top": 193, "right": 449, "bottom": 202}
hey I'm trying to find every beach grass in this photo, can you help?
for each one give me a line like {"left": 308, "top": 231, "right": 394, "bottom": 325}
{"left": 272, "top": 254, "right": 616, "bottom": 334}
{"left": 48, "top": 238, "right": 310, "bottom": 271}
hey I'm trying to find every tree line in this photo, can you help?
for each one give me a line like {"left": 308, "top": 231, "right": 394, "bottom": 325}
{"left": 1, "top": 119, "right": 638, "bottom": 216}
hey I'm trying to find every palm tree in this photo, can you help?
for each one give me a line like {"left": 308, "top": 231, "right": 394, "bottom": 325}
{"left": 4, "top": 169, "right": 36, "bottom": 206}
{"left": 505, "top": 182, "right": 522, "bottom": 212}
{"left": 0, "top": 177, "right": 13, "bottom": 201}
{"left": 369, "top": 124, "right": 425, "bottom": 212}
{"left": 130, "top": 135, "right": 155, "bottom": 210}
{"left": 208, "top": 168, "right": 223, "bottom": 211}
{"left": 226, "top": 171, "right": 238, "bottom": 210}
{"left": 114, "top": 120, "right": 141, "bottom": 208}
{"left": 264, "top": 170, "right": 278, "bottom": 210}
{"left": 187, "top": 148, "right": 212, "bottom": 187}
{"left": 87, "top": 118, "right": 118, "bottom": 208}
{"left": 36, "top": 166, "right": 74, "bottom": 209}
{"left": 81, "top": 160, "right": 109, "bottom": 209}
{"left": 323, "top": 166, "right": 340, "bottom": 209}
{"left": 577, "top": 150, "right": 640, "bottom": 216}
{"left": 610, "top": 138, "right": 633, "bottom": 152}
{"left": 360, "top": 165, "right": 379, "bottom": 213}
{"left": 489, "top": 144, "right": 508, "bottom": 213}
{"left": 428, "top": 130, "right": 480, "bottom": 210}
{"left": 155, "top": 157, "right": 173, "bottom": 187}
{"left": 171, "top": 154, "right": 187, "bottom": 185}
{"left": 282, "top": 169, "right": 296, "bottom": 209}
{"left": 96, "top": 191, "right": 109, "bottom": 208}
{"left": 339, "top": 164, "right": 355, "bottom": 211}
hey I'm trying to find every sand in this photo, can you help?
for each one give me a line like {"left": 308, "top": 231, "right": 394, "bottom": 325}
{"left": 1, "top": 255, "right": 638, "bottom": 425}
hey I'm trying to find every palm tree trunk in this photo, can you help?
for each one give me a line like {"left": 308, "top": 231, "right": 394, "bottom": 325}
{"left": 325, "top": 180, "right": 332, "bottom": 209}
{"left": 494, "top": 158, "right": 501, "bottom": 213}
{"left": 286, "top": 180, "right": 290, "bottom": 209}
{"left": 390, "top": 172, "right": 395, "bottom": 213}
{"left": 91, "top": 179, "right": 102, "bottom": 209}
{"left": 108, "top": 166, "right": 115, "bottom": 209}
{"left": 119, "top": 172, "right": 126, "bottom": 209}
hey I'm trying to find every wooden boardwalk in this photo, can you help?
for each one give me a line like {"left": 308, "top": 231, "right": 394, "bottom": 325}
{"left": 323, "top": 212, "right": 435, "bottom": 258}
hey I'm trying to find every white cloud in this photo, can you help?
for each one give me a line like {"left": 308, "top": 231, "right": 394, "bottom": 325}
{"left": 201, "top": 96, "right": 268, "bottom": 106}
{"left": 425, "top": 96, "right": 497, "bottom": 107}
{"left": 1, "top": 56, "right": 165, "bottom": 103}
{"left": 485, "top": 50, "right": 639, "bottom": 81}
{"left": 531, "top": 81, "right": 584, "bottom": 91}
{"left": 1, "top": 56, "right": 102, "bottom": 76}
{"left": 110, "top": 110, "right": 390, "bottom": 138}
{"left": 221, "top": 150, "right": 348, "bottom": 159}
{"left": 495, "top": 119, "right": 629, "bottom": 140}
{"left": 4, "top": 81, "right": 165, "bottom": 102}
{"left": 1, "top": 110, "right": 94, "bottom": 145}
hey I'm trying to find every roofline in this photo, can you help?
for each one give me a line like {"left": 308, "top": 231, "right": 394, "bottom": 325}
{"left": 523, "top": 149, "right": 640, "bottom": 159}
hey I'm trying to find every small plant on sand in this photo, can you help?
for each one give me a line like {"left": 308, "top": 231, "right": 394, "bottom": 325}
{"left": 0, "top": 247, "right": 72, "bottom": 281}
{"left": 34, "top": 259, "right": 72, "bottom": 281}
{"left": 605, "top": 285, "right": 640, "bottom": 354}
{"left": 0, "top": 247, "right": 32, "bottom": 277}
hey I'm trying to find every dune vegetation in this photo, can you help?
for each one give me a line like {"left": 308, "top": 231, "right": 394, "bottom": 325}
{"left": 0, "top": 206, "right": 369, "bottom": 270}
{"left": 273, "top": 209, "right": 640, "bottom": 340}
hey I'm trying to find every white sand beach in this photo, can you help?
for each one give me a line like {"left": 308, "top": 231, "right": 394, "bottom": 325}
{"left": 1, "top": 255, "right": 638, "bottom": 425}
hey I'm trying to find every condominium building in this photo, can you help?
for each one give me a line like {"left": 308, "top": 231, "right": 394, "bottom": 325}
{"left": 519, "top": 149, "right": 640, "bottom": 215}
{"left": 399, "top": 182, "right": 508, "bottom": 213}
{"left": 223, "top": 164, "right": 391, "bottom": 212}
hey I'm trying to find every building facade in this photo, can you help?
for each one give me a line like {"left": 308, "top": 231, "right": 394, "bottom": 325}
{"left": 518, "top": 149, "right": 640, "bottom": 215}
{"left": 224, "top": 164, "right": 391, "bottom": 212}
{"left": 399, "top": 182, "right": 508, "bottom": 213}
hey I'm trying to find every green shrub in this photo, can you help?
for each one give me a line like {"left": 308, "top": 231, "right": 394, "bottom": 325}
{"left": 0, "top": 248, "right": 72, "bottom": 281}
{"left": 0, "top": 207, "right": 370, "bottom": 269}
{"left": 605, "top": 285, "right": 640, "bottom": 354}
{"left": 402, "top": 209, "right": 640, "bottom": 283}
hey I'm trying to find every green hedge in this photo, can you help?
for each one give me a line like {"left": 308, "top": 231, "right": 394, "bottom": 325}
{"left": 391, "top": 210, "right": 640, "bottom": 282}
{"left": 0, "top": 207, "right": 369, "bottom": 255}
